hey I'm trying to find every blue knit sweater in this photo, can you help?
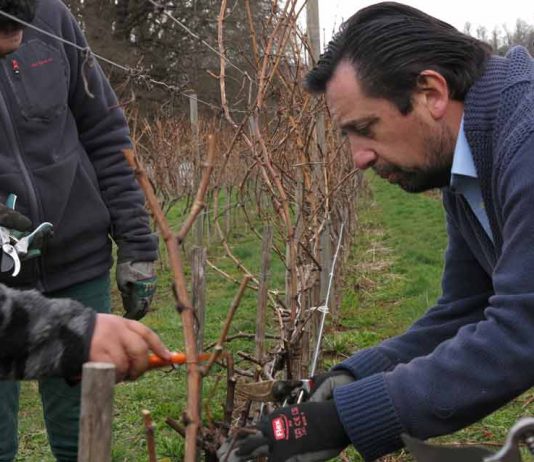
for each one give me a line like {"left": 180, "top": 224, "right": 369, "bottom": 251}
{"left": 333, "top": 46, "right": 534, "bottom": 461}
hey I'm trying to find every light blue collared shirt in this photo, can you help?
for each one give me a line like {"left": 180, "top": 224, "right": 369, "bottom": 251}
{"left": 449, "top": 117, "right": 494, "bottom": 242}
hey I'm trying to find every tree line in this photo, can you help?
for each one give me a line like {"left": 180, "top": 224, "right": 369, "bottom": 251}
{"left": 62, "top": 1, "right": 534, "bottom": 116}
{"left": 464, "top": 18, "right": 534, "bottom": 55}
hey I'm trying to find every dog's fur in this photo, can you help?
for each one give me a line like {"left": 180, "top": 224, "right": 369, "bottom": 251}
{"left": 0, "top": 0, "right": 36, "bottom": 30}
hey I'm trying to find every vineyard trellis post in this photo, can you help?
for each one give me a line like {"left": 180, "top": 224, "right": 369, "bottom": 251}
{"left": 256, "top": 225, "right": 273, "bottom": 365}
{"left": 77, "top": 362, "right": 115, "bottom": 462}
{"left": 191, "top": 246, "right": 206, "bottom": 461}
{"left": 188, "top": 91, "right": 204, "bottom": 246}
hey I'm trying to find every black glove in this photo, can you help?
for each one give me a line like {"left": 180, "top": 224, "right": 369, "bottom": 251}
{"left": 218, "top": 401, "right": 350, "bottom": 462}
{"left": 309, "top": 370, "right": 355, "bottom": 402}
{"left": 0, "top": 203, "right": 32, "bottom": 231}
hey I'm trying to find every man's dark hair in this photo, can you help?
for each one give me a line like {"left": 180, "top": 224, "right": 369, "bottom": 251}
{"left": 305, "top": 2, "right": 492, "bottom": 114}
{"left": 0, "top": 0, "right": 36, "bottom": 31}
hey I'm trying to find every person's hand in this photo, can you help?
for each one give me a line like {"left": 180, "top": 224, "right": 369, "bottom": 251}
{"left": 309, "top": 370, "right": 355, "bottom": 402}
{"left": 217, "top": 401, "right": 350, "bottom": 462}
{"left": 0, "top": 203, "right": 32, "bottom": 231}
{"left": 116, "top": 261, "right": 157, "bottom": 320}
{"left": 89, "top": 313, "right": 170, "bottom": 381}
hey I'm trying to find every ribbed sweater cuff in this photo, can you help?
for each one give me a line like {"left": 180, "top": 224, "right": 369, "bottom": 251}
{"left": 333, "top": 348, "right": 394, "bottom": 379}
{"left": 334, "top": 373, "right": 404, "bottom": 461}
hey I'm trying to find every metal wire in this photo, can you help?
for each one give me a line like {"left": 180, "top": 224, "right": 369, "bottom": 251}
{"left": 309, "top": 222, "right": 345, "bottom": 377}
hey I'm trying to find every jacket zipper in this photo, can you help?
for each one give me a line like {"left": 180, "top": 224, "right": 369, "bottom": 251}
{"left": 0, "top": 67, "right": 45, "bottom": 292}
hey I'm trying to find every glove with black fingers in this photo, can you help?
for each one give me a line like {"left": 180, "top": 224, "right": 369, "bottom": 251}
{"left": 0, "top": 203, "right": 32, "bottom": 232}
{"left": 217, "top": 401, "right": 350, "bottom": 462}
{"left": 309, "top": 370, "right": 355, "bottom": 402}
{"left": 116, "top": 261, "right": 157, "bottom": 320}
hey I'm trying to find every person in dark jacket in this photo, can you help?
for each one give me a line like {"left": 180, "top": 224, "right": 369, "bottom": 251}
{"left": 0, "top": 282, "right": 170, "bottom": 382}
{"left": 219, "top": 2, "right": 534, "bottom": 462}
{"left": 0, "top": 204, "right": 169, "bottom": 382}
{"left": 0, "top": 0, "right": 158, "bottom": 460}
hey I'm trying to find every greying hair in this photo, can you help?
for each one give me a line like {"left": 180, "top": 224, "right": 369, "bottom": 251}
{"left": 305, "top": 2, "right": 491, "bottom": 114}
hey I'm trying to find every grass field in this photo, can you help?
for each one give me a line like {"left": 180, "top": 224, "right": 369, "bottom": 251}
{"left": 17, "top": 174, "right": 534, "bottom": 461}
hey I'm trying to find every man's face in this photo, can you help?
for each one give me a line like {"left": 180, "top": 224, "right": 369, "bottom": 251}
{"left": 326, "top": 61, "right": 456, "bottom": 193}
{"left": 0, "top": 24, "right": 23, "bottom": 56}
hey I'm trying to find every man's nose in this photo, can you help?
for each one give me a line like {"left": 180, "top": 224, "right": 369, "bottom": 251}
{"left": 351, "top": 146, "right": 378, "bottom": 170}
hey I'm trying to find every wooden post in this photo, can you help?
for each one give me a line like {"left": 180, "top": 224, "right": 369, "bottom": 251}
{"left": 189, "top": 91, "right": 203, "bottom": 246}
{"left": 191, "top": 246, "right": 207, "bottom": 461}
{"left": 300, "top": 291, "right": 311, "bottom": 379}
{"left": 307, "top": 0, "right": 334, "bottom": 330}
{"left": 225, "top": 186, "right": 232, "bottom": 238}
{"left": 256, "top": 226, "right": 273, "bottom": 364}
{"left": 306, "top": 0, "right": 321, "bottom": 65}
{"left": 78, "top": 362, "right": 115, "bottom": 462}
{"left": 192, "top": 247, "right": 207, "bottom": 354}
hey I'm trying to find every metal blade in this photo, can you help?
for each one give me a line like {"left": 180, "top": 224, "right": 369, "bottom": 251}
{"left": 402, "top": 434, "right": 495, "bottom": 462}
{"left": 2, "top": 245, "right": 20, "bottom": 276}
{"left": 1, "top": 250, "right": 14, "bottom": 273}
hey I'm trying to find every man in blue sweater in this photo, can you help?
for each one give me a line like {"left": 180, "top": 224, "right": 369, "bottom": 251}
{"left": 220, "top": 2, "right": 534, "bottom": 461}
{"left": 0, "top": 0, "right": 158, "bottom": 461}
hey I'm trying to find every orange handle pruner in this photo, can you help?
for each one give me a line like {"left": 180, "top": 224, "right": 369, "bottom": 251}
{"left": 148, "top": 352, "right": 211, "bottom": 369}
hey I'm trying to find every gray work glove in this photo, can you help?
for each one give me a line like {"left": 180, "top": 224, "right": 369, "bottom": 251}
{"left": 309, "top": 370, "right": 355, "bottom": 402}
{"left": 0, "top": 203, "right": 32, "bottom": 231}
{"left": 116, "top": 261, "right": 156, "bottom": 320}
{"left": 217, "top": 401, "right": 349, "bottom": 462}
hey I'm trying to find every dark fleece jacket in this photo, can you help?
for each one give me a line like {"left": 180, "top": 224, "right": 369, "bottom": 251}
{"left": 0, "top": 283, "right": 95, "bottom": 379}
{"left": 0, "top": 0, "right": 157, "bottom": 292}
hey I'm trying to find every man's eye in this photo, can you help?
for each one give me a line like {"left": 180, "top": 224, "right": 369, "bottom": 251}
{"left": 356, "top": 127, "right": 372, "bottom": 137}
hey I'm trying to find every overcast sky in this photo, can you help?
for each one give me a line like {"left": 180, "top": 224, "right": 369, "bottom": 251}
{"left": 316, "top": 0, "right": 534, "bottom": 46}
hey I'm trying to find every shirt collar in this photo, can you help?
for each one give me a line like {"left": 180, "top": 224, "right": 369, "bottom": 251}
{"left": 450, "top": 115, "right": 477, "bottom": 179}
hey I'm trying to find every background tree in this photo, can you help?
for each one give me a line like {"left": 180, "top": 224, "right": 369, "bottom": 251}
{"left": 65, "top": 0, "right": 273, "bottom": 116}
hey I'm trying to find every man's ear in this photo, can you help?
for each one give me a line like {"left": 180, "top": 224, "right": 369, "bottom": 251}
{"left": 415, "top": 70, "right": 450, "bottom": 120}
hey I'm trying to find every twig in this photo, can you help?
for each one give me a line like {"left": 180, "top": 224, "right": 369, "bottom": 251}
{"left": 165, "top": 418, "right": 217, "bottom": 453}
{"left": 237, "top": 351, "right": 266, "bottom": 366}
{"left": 204, "top": 332, "right": 280, "bottom": 351}
{"left": 204, "top": 375, "right": 223, "bottom": 429}
{"left": 202, "top": 275, "right": 252, "bottom": 376}
{"left": 123, "top": 148, "right": 204, "bottom": 462}
{"left": 224, "top": 353, "right": 236, "bottom": 436}
{"left": 177, "top": 134, "right": 217, "bottom": 243}
{"left": 142, "top": 410, "right": 157, "bottom": 462}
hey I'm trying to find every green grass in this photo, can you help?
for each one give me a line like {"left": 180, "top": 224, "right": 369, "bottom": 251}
{"left": 17, "top": 201, "right": 286, "bottom": 461}
{"left": 16, "top": 175, "right": 534, "bottom": 461}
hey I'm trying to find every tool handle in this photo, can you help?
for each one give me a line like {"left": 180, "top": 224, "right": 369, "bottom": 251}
{"left": 5, "top": 194, "right": 17, "bottom": 210}
{"left": 148, "top": 352, "right": 211, "bottom": 368}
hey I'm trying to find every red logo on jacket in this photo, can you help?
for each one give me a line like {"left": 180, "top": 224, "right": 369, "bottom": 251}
{"left": 272, "top": 416, "right": 289, "bottom": 440}
{"left": 31, "top": 58, "right": 53, "bottom": 68}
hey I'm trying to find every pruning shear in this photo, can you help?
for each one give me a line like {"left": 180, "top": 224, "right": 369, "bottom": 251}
{"left": 147, "top": 351, "right": 211, "bottom": 369}
{"left": 0, "top": 194, "right": 53, "bottom": 277}
{"left": 0, "top": 226, "right": 21, "bottom": 276}
{"left": 236, "top": 379, "right": 313, "bottom": 404}
{"left": 402, "top": 417, "right": 534, "bottom": 462}
{"left": 13, "top": 222, "right": 54, "bottom": 258}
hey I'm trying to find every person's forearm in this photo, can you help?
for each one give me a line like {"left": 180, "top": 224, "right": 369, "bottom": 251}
{"left": 0, "top": 284, "right": 95, "bottom": 380}
{"left": 337, "top": 210, "right": 493, "bottom": 380}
